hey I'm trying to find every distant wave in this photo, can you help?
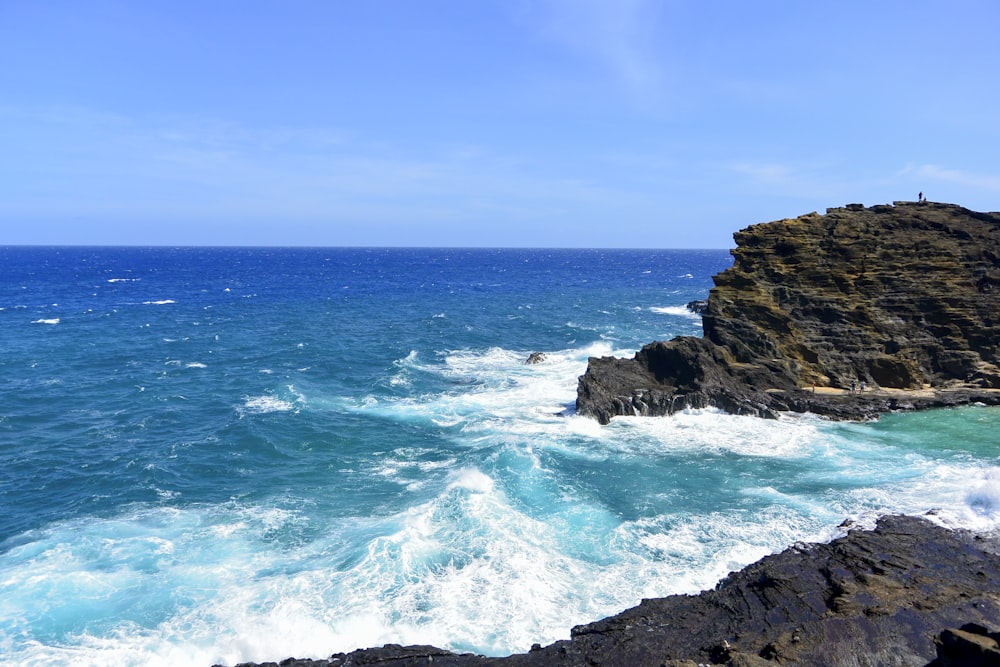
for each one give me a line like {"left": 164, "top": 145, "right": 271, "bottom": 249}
{"left": 144, "top": 299, "right": 176, "bottom": 305}
{"left": 31, "top": 318, "right": 60, "bottom": 325}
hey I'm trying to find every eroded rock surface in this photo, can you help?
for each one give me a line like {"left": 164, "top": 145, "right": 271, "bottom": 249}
{"left": 221, "top": 515, "right": 1000, "bottom": 667}
{"left": 577, "top": 201, "right": 1000, "bottom": 423}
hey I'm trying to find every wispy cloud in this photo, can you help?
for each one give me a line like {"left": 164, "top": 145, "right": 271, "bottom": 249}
{"left": 0, "top": 104, "right": 646, "bottom": 229}
{"left": 525, "top": 0, "right": 664, "bottom": 93}
{"left": 900, "top": 164, "right": 1000, "bottom": 192}
{"left": 724, "top": 160, "right": 847, "bottom": 200}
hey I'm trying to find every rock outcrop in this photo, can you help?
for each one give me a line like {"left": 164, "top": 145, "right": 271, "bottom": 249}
{"left": 577, "top": 201, "right": 1000, "bottom": 423}
{"left": 221, "top": 515, "right": 1000, "bottom": 667}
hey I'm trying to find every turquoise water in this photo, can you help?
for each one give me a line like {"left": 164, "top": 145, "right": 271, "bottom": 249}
{"left": 1, "top": 247, "right": 997, "bottom": 666}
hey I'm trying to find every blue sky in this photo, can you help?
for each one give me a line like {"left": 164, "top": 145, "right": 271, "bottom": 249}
{"left": 2, "top": 1, "right": 998, "bottom": 247}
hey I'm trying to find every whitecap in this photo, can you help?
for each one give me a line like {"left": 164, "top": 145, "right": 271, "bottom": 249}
{"left": 649, "top": 305, "right": 700, "bottom": 318}
{"left": 31, "top": 318, "right": 60, "bottom": 325}
{"left": 144, "top": 300, "right": 176, "bottom": 305}
{"left": 447, "top": 468, "right": 495, "bottom": 493}
{"left": 185, "top": 362, "right": 207, "bottom": 369}
{"left": 394, "top": 350, "right": 420, "bottom": 366}
{"left": 240, "top": 396, "right": 295, "bottom": 414}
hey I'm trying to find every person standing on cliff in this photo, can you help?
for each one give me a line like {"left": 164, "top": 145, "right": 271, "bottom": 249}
{"left": 850, "top": 379, "right": 857, "bottom": 394}
{"left": 918, "top": 191, "right": 924, "bottom": 203}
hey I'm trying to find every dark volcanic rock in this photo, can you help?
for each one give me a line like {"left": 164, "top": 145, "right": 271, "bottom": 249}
{"left": 577, "top": 201, "right": 1000, "bottom": 423}
{"left": 686, "top": 299, "right": 709, "bottom": 314}
{"left": 221, "top": 515, "right": 1000, "bottom": 667}
{"left": 934, "top": 624, "right": 1000, "bottom": 666}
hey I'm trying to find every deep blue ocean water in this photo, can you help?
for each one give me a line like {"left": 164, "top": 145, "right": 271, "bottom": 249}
{"left": 1, "top": 247, "right": 998, "bottom": 666}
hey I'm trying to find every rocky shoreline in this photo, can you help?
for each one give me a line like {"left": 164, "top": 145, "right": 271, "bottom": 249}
{"left": 225, "top": 203, "right": 1000, "bottom": 667}
{"left": 222, "top": 515, "right": 1000, "bottom": 667}
{"left": 577, "top": 202, "right": 1000, "bottom": 424}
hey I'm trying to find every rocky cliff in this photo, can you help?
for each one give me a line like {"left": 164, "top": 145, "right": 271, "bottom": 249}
{"left": 577, "top": 201, "right": 1000, "bottom": 423}
{"left": 222, "top": 515, "right": 1000, "bottom": 667}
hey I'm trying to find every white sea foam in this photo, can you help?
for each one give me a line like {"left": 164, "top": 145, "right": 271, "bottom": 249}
{"left": 4, "top": 414, "right": 1000, "bottom": 666}
{"left": 31, "top": 318, "right": 60, "bottom": 325}
{"left": 965, "top": 467, "right": 1000, "bottom": 521}
{"left": 143, "top": 300, "right": 176, "bottom": 305}
{"left": 0, "top": 505, "right": 342, "bottom": 666}
{"left": 317, "top": 471, "right": 614, "bottom": 655}
{"left": 649, "top": 305, "right": 700, "bottom": 318}
{"left": 447, "top": 468, "right": 495, "bottom": 493}
{"left": 606, "top": 410, "right": 823, "bottom": 459}
{"left": 240, "top": 395, "right": 295, "bottom": 415}
{"left": 621, "top": 506, "right": 825, "bottom": 596}
{"left": 107, "top": 278, "right": 140, "bottom": 283}
{"left": 185, "top": 362, "right": 207, "bottom": 369}
{"left": 354, "top": 342, "right": 736, "bottom": 453}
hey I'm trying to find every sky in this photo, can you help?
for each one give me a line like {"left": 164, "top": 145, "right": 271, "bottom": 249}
{"left": 2, "top": 1, "right": 999, "bottom": 248}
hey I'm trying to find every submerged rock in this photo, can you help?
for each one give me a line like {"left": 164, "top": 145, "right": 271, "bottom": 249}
{"left": 220, "top": 515, "right": 1000, "bottom": 667}
{"left": 577, "top": 201, "right": 1000, "bottom": 423}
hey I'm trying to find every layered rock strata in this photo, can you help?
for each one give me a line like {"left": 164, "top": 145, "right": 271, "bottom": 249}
{"left": 577, "top": 201, "right": 1000, "bottom": 423}
{"left": 222, "top": 515, "right": 1000, "bottom": 667}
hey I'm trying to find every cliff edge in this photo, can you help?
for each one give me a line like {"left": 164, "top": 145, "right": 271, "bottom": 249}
{"left": 577, "top": 201, "right": 1000, "bottom": 423}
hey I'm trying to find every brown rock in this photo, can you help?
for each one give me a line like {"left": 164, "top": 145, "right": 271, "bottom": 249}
{"left": 577, "top": 202, "right": 1000, "bottom": 423}
{"left": 934, "top": 624, "right": 1000, "bottom": 666}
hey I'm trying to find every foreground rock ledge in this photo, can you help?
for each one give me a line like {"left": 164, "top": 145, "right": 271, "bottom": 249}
{"left": 577, "top": 201, "right": 1000, "bottom": 423}
{"left": 222, "top": 515, "right": 1000, "bottom": 667}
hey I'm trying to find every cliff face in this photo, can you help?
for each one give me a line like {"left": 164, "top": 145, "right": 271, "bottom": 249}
{"left": 577, "top": 202, "right": 1000, "bottom": 423}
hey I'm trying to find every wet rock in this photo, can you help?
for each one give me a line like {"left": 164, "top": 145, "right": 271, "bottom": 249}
{"left": 685, "top": 299, "right": 708, "bottom": 315}
{"left": 577, "top": 202, "right": 1000, "bottom": 423}
{"left": 524, "top": 352, "right": 546, "bottom": 364}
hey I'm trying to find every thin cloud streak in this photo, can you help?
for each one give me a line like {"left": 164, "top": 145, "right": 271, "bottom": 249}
{"left": 902, "top": 164, "right": 1000, "bottom": 192}
{"left": 1, "top": 105, "right": 653, "bottom": 228}
{"left": 525, "top": 0, "right": 665, "bottom": 93}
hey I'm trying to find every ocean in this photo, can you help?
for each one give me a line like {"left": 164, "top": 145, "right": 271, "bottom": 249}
{"left": 1, "top": 247, "right": 998, "bottom": 666}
